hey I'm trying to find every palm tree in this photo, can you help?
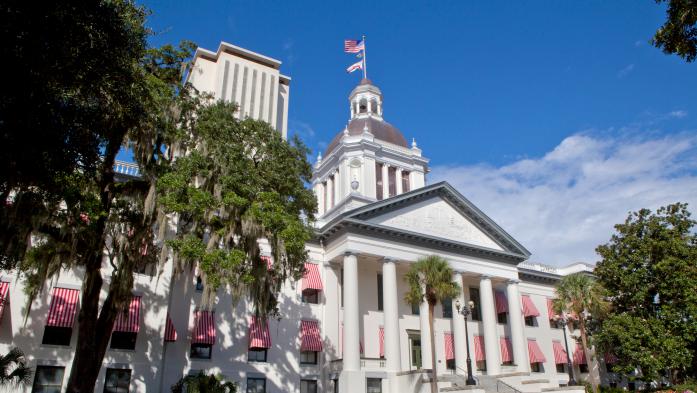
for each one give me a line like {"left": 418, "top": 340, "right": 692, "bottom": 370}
{"left": 554, "top": 273, "right": 608, "bottom": 393}
{"left": 404, "top": 255, "right": 460, "bottom": 393}
{"left": 0, "top": 347, "right": 32, "bottom": 386}
{"left": 171, "top": 371, "right": 237, "bottom": 393}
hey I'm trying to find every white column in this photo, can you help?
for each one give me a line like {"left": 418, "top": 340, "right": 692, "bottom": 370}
{"left": 382, "top": 164, "right": 389, "bottom": 199}
{"left": 419, "top": 293, "right": 433, "bottom": 370}
{"left": 396, "top": 168, "right": 403, "bottom": 195}
{"left": 479, "top": 275, "right": 501, "bottom": 375}
{"left": 382, "top": 259, "right": 401, "bottom": 372}
{"left": 326, "top": 176, "right": 334, "bottom": 210}
{"left": 334, "top": 170, "right": 341, "bottom": 202}
{"left": 316, "top": 182, "right": 325, "bottom": 216}
{"left": 451, "top": 273, "right": 467, "bottom": 375}
{"left": 506, "top": 280, "right": 528, "bottom": 372}
{"left": 343, "top": 252, "right": 360, "bottom": 372}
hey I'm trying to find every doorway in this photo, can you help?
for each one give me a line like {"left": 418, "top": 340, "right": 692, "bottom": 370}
{"left": 408, "top": 332, "right": 422, "bottom": 369}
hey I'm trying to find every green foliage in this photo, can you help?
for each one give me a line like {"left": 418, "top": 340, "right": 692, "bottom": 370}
{"left": 594, "top": 203, "right": 697, "bottom": 382}
{"left": 652, "top": 0, "right": 697, "bottom": 62}
{"left": 404, "top": 255, "right": 459, "bottom": 393}
{"left": 158, "top": 100, "right": 316, "bottom": 317}
{"left": 171, "top": 371, "right": 237, "bottom": 393}
{"left": 0, "top": 348, "right": 32, "bottom": 386}
{"left": 554, "top": 273, "right": 608, "bottom": 393}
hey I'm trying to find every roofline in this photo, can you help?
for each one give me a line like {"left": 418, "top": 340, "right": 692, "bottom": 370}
{"left": 194, "top": 41, "right": 283, "bottom": 70}
{"left": 316, "top": 181, "right": 531, "bottom": 259}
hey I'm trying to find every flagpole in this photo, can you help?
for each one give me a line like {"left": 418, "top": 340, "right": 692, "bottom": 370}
{"left": 362, "top": 34, "right": 368, "bottom": 80}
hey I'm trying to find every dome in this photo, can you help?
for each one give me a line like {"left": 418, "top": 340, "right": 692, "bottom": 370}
{"left": 324, "top": 117, "right": 408, "bottom": 156}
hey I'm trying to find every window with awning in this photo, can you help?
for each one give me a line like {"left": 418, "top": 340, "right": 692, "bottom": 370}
{"left": 522, "top": 295, "right": 540, "bottom": 326}
{"left": 527, "top": 339, "right": 546, "bottom": 365}
{"left": 191, "top": 310, "right": 215, "bottom": 359}
{"left": 379, "top": 327, "right": 384, "bottom": 359}
{"left": 110, "top": 296, "right": 141, "bottom": 350}
{"left": 164, "top": 315, "right": 177, "bottom": 342}
{"left": 300, "top": 320, "right": 322, "bottom": 352}
{"left": 249, "top": 317, "right": 271, "bottom": 349}
{"left": 301, "top": 263, "right": 323, "bottom": 304}
{"left": 42, "top": 287, "right": 80, "bottom": 346}
{"left": 495, "top": 291, "right": 508, "bottom": 324}
{"left": 444, "top": 332, "right": 455, "bottom": 370}
{"left": 552, "top": 341, "right": 568, "bottom": 365}
{"left": 500, "top": 337, "right": 514, "bottom": 364}
{"left": 0, "top": 281, "right": 9, "bottom": 322}
{"left": 547, "top": 298, "right": 563, "bottom": 328}
{"left": 573, "top": 343, "right": 586, "bottom": 365}
{"left": 474, "top": 335, "right": 486, "bottom": 371}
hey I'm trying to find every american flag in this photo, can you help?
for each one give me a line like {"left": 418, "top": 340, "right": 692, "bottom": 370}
{"left": 344, "top": 39, "right": 364, "bottom": 53}
{"left": 346, "top": 60, "right": 363, "bottom": 73}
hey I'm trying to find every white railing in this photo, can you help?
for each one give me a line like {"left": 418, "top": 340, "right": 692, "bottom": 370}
{"left": 114, "top": 160, "right": 140, "bottom": 177}
{"left": 518, "top": 262, "right": 558, "bottom": 274}
{"left": 328, "top": 358, "right": 386, "bottom": 373}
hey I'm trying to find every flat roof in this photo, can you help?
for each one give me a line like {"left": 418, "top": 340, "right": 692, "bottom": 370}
{"left": 194, "top": 41, "right": 283, "bottom": 70}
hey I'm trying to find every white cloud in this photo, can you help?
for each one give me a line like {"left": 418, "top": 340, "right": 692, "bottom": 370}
{"left": 634, "top": 40, "right": 643, "bottom": 47}
{"left": 430, "top": 133, "right": 697, "bottom": 266}
{"left": 617, "top": 64, "right": 635, "bottom": 78}
{"left": 668, "top": 110, "right": 688, "bottom": 119}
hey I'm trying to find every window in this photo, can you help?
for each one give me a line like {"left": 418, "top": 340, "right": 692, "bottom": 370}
{"left": 411, "top": 302, "right": 420, "bottom": 315}
{"left": 377, "top": 274, "right": 383, "bottom": 311}
{"left": 497, "top": 312, "right": 508, "bottom": 324}
{"left": 32, "top": 366, "right": 65, "bottom": 393}
{"left": 367, "top": 378, "right": 382, "bottom": 393}
{"left": 468, "top": 288, "right": 481, "bottom": 321}
{"left": 247, "top": 378, "right": 266, "bottom": 393}
{"left": 190, "top": 343, "right": 212, "bottom": 359}
{"left": 104, "top": 368, "right": 131, "bottom": 393}
{"left": 387, "top": 166, "right": 396, "bottom": 197}
{"left": 248, "top": 349, "right": 267, "bottom": 362}
{"left": 110, "top": 332, "right": 137, "bottom": 350}
{"left": 300, "top": 379, "right": 318, "bottom": 393}
{"left": 359, "top": 99, "right": 368, "bottom": 113}
{"left": 550, "top": 319, "right": 563, "bottom": 329}
{"left": 302, "top": 289, "right": 319, "bottom": 304}
{"left": 42, "top": 326, "right": 72, "bottom": 346}
{"left": 579, "top": 364, "right": 589, "bottom": 373}
{"left": 556, "top": 363, "right": 567, "bottom": 373}
{"left": 531, "top": 363, "right": 543, "bottom": 373}
{"left": 333, "top": 379, "right": 339, "bottom": 393}
{"left": 300, "top": 350, "right": 318, "bottom": 365}
{"left": 442, "top": 297, "right": 452, "bottom": 318}
{"left": 133, "top": 258, "right": 155, "bottom": 276}
{"left": 476, "top": 360, "right": 487, "bottom": 371}
{"left": 375, "top": 162, "right": 383, "bottom": 200}
{"left": 401, "top": 171, "right": 410, "bottom": 193}
{"left": 446, "top": 359, "right": 456, "bottom": 370}
{"left": 525, "top": 316, "right": 536, "bottom": 327}
{"left": 195, "top": 275, "right": 204, "bottom": 291}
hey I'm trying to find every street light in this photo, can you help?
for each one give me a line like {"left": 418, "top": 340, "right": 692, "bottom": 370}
{"left": 455, "top": 299, "right": 477, "bottom": 386}
{"left": 553, "top": 312, "right": 577, "bottom": 386}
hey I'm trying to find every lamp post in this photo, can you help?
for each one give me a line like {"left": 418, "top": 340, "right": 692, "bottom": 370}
{"left": 455, "top": 299, "right": 477, "bottom": 386}
{"left": 554, "top": 313, "right": 577, "bottom": 386}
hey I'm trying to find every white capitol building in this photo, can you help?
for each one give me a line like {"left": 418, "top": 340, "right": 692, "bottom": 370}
{"left": 1, "top": 42, "right": 623, "bottom": 393}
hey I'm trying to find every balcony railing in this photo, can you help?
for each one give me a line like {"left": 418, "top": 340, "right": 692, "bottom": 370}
{"left": 328, "top": 357, "right": 386, "bottom": 373}
{"left": 114, "top": 160, "right": 140, "bottom": 177}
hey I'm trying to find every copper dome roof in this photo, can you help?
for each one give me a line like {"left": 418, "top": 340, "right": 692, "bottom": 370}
{"left": 324, "top": 117, "right": 408, "bottom": 156}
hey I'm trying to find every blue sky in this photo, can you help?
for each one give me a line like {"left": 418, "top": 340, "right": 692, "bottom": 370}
{"left": 141, "top": 0, "right": 697, "bottom": 265}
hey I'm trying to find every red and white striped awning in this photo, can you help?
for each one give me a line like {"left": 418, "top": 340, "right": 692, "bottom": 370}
{"left": 547, "top": 298, "right": 558, "bottom": 320}
{"left": 300, "top": 320, "right": 322, "bottom": 351}
{"left": 521, "top": 295, "right": 540, "bottom": 317}
{"left": 474, "top": 336, "right": 486, "bottom": 362}
{"left": 46, "top": 287, "right": 80, "bottom": 328}
{"left": 165, "top": 315, "right": 177, "bottom": 342}
{"left": 0, "top": 282, "right": 9, "bottom": 322}
{"left": 192, "top": 310, "right": 216, "bottom": 345}
{"left": 573, "top": 343, "right": 586, "bottom": 365}
{"left": 444, "top": 332, "right": 455, "bottom": 361}
{"left": 527, "top": 339, "right": 546, "bottom": 363}
{"left": 379, "top": 327, "right": 385, "bottom": 358}
{"left": 500, "top": 337, "right": 513, "bottom": 363}
{"left": 113, "top": 296, "right": 141, "bottom": 333}
{"left": 249, "top": 317, "right": 272, "bottom": 349}
{"left": 605, "top": 353, "right": 618, "bottom": 364}
{"left": 261, "top": 256, "right": 272, "bottom": 270}
{"left": 302, "top": 263, "right": 323, "bottom": 291}
{"left": 495, "top": 291, "right": 508, "bottom": 314}
{"left": 552, "top": 341, "right": 568, "bottom": 364}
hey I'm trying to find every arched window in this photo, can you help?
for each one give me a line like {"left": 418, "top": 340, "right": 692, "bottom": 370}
{"left": 359, "top": 98, "right": 368, "bottom": 113}
{"left": 369, "top": 98, "right": 378, "bottom": 114}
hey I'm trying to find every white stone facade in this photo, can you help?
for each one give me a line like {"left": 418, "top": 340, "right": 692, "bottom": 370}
{"left": 1, "top": 42, "right": 613, "bottom": 393}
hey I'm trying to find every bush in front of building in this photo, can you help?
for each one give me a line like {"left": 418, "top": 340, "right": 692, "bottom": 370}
{"left": 171, "top": 371, "right": 237, "bottom": 393}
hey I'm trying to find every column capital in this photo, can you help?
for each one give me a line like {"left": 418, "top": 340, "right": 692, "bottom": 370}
{"left": 507, "top": 279, "right": 521, "bottom": 285}
{"left": 382, "top": 257, "right": 398, "bottom": 264}
{"left": 480, "top": 274, "right": 492, "bottom": 280}
{"left": 344, "top": 251, "right": 358, "bottom": 257}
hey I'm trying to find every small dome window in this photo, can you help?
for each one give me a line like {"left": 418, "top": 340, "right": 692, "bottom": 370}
{"left": 369, "top": 98, "right": 378, "bottom": 114}
{"left": 359, "top": 98, "right": 368, "bottom": 113}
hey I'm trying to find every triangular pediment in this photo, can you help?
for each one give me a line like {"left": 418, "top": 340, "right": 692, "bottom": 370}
{"left": 365, "top": 195, "right": 505, "bottom": 251}
{"left": 320, "top": 182, "right": 531, "bottom": 260}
